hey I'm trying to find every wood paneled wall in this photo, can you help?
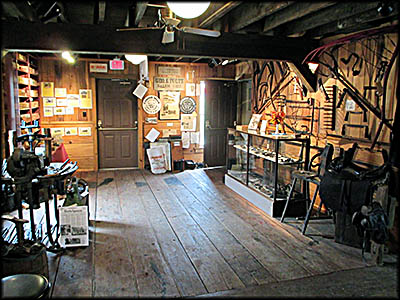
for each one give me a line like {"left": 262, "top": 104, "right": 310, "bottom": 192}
{"left": 141, "top": 61, "right": 235, "bottom": 168}
{"left": 39, "top": 58, "right": 139, "bottom": 171}
{"left": 236, "top": 32, "right": 398, "bottom": 210}
{"left": 38, "top": 57, "right": 234, "bottom": 170}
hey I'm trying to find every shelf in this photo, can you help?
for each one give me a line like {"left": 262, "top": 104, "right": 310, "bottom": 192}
{"left": 233, "top": 144, "right": 303, "bottom": 165}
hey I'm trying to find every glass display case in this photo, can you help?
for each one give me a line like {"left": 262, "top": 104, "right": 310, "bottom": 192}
{"left": 225, "top": 128, "right": 310, "bottom": 217}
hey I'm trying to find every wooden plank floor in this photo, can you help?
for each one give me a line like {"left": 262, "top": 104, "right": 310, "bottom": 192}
{"left": 47, "top": 168, "right": 393, "bottom": 297}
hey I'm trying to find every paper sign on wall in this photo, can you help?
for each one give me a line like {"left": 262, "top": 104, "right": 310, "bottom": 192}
{"left": 41, "top": 82, "right": 54, "bottom": 97}
{"left": 54, "top": 107, "right": 66, "bottom": 115}
{"left": 186, "top": 83, "right": 195, "bottom": 96}
{"left": 67, "top": 94, "right": 80, "bottom": 107}
{"left": 154, "top": 77, "right": 185, "bottom": 91}
{"left": 51, "top": 128, "right": 64, "bottom": 136}
{"left": 65, "top": 127, "right": 78, "bottom": 136}
{"left": 78, "top": 127, "right": 91, "bottom": 136}
{"left": 65, "top": 107, "right": 75, "bottom": 115}
{"left": 43, "top": 107, "right": 53, "bottom": 117}
{"left": 55, "top": 88, "right": 67, "bottom": 98}
{"left": 43, "top": 97, "right": 56, "bottom": 107}
{"left": 57, "top": 98, "right": 67, "bottom": 106}
{"left": 79, "top": 89, "right": 93, "bottom": 109}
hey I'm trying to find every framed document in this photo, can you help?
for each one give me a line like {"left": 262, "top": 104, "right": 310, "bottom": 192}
{"left": 159, "top": 91, "right": 180, "bottom": 120}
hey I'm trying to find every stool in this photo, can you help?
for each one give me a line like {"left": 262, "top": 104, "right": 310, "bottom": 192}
{"left": 280, "top": 143, "right": 334, "bottom": 235}
{"left": 1, "top": 274, "right": 51, "bottom": 298}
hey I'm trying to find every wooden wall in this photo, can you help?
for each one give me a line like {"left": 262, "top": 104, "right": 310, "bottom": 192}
{"left": 39, "top": 57, "right": 139, "bottom": 171}
{"left": 235, "top": 32, "right": 398, "bottom": 210}
{"left": 38, "top": 57, "right": 234, "bottom": 171}
{"left": 141, "top": 61, "right": 235, "bottom": 168}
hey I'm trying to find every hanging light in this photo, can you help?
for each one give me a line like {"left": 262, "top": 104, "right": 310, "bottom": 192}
{"left": 125, "top": 54, "right": 147, "bottom": 65}
{"left": 61, "top": 51, "right": 75, "bottom": 64}
{"left": 167, "top": 2, "right": 210, "bottom": 19}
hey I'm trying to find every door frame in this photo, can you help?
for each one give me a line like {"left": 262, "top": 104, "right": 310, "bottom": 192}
{"left": 90, "top": 74, "right": 142, "bottom": 170}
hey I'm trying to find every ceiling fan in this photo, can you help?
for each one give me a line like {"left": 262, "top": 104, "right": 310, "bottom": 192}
{"left": 116, "top": 9, "right": 221, "bottom": 44}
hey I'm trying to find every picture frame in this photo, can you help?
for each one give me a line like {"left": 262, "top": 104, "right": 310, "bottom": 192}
{"left": 159, "top": 91, "right": 180, "bottom": 120}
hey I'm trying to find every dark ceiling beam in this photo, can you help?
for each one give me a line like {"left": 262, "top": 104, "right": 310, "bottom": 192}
{"left": 306, "top": 4, "right": 399, "bottom": 39}
{"left": 262, "top": 1, "right": 336, "bottom": 33}
{"left": 97, "top": 1, "right": 106, "bottom": 24}
{"left": 1, "top": 1, "right": 26, "bottom": 19}
{"left": 229, "top": 1, "right": 294, "bottom": 32}
{"left": 1, "top": 20, "right": 318, "bottom": 90}
{"left": 134, "top": 2, "right": 148, "bottom": 27}
{"left": 13, "top": 1, "right": 39, "bottom": 22}
{"left": 198, "top": 1, "right": 241, "bottom": 28}
{"left": 275, "top": 1, "right": 381, "bottom": 37}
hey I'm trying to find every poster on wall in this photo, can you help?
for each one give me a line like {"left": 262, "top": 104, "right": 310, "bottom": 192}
{"left": 79, "top": 89, "right": 93, "bottom": 109}
{"left": 159, "top": 91, "right": 180, "bottom": 120}
{"left": 154, "top": 77, "right": 185, "bottom": 91}
{"left": 41, "top": 82, "right": 54, "bottom": 97}
{"left": 43, "top": 107, "right": 53, "bottom": 117}
{"left": 65, "top": 127, "right": 78, "bottom": 136}
{"left": 157, "top": 66, "right": 181, "bottom": 76}
{"left": 186, "top": 83, "right": 196, "bottom": 96}
{"left": 78, "top": 127, "right": 91, "bottom": 136}
{"left": 67, "top": 94, "right": 80, "bottom": 107}
{"left": 55, "top": 88, "right": 67, "bottom": 98}
{"left": 54, "top": 107, "right": 66, "bottom": 115}
{"left": 56, "top": 98, "right": 68, "bottom": 106}
{"left": 43, "top": 97, "right": 56, "bottom": 107}
{"left": 65, "top": 107, "right": 75, "bottom": 115}
{"left": 51, "top": 128, "right": 64, "bottom": 136}
{"left": 181, "top": 114, "right": 196, "bottom": 131}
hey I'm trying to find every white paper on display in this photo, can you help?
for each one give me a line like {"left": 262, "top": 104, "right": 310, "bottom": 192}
{"left": 133, "top": 83, "right": 148, "bottom": 99}
{"left": 182, "top": 131, "right": 190, "bottom": 148}
{"left": 145, "top": 128, "right": 160, "bottom": 142}
{"left": 59, "top": 206, "right": 89, "bottom": 247}
{"left": 150, "top": 142, "right": 171, "bottom": 171}
{"left": 190, "top": 132, "right": 200, "bottom": 144}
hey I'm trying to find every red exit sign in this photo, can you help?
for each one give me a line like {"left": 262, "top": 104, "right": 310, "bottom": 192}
{"left": 110, "top": 59, "right": 124, "bottom": 70}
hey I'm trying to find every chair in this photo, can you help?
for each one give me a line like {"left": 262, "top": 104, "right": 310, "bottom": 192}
{"left": 280, "top": 143, "right": 334, "bottom": 234}
{"left": 1, "top": 274, "right": 51, "bottom": 298}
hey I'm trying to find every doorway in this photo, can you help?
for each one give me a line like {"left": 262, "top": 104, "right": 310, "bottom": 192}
{"left": 203, "top": 80, "right": 237, "bottom": 167}
{"left": 97, "top": 78, "right": 138, "bottom": 169}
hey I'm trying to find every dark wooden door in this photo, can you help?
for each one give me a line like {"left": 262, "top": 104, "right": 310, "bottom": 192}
{"left": 97, "top": 79, "right": 138, "bottom": 168}
{"left": 204, "top": 80, "right": 237, "bottom": 167}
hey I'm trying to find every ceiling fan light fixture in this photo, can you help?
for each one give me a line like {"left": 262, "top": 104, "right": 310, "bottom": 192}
{"left": 125, "top": 54, "right": 147, "bottom": 65}
{"left": 167, "top": 1, "right": 210, "bottom": 19}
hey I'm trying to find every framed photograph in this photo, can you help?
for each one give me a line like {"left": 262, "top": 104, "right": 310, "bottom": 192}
{"left": 43, "top": 107, "right": 53, "bottom": 117}
{"left": 65, "top": 127, "right": 78, "bottom": 136}
{"left": 43, "top": 97, "right": 56, "bottom": 107}
{"left": 56, "top": 98, "right": 67, "bottom": 106}
{"left": 78, "top": 127, "right": 91, "bottom": 136}
{"left": 159, "top": 91, "right": 180, "bottom": 120}
{"left": 55, "top": 88, "right": 67, "bottom": 98}
{"left": 54, "top": 107, "right": 66, "bottom": 115}
{"left": 248, "top": 114, "right": 262, "bottom": 131}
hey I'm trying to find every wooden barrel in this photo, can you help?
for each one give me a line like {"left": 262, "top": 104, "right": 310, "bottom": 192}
{"left": 1, "top": 244, "right": 49, "bottom": 279}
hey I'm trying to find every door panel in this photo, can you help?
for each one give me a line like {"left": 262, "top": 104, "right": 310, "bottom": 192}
{"left": 204, "top": 80, "right": 237, "bottom": 167}
{"left": 97, "top": 79, "right": 138, "bottom": 168}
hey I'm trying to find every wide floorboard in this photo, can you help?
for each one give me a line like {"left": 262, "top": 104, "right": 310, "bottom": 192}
{"left": 26, "top": 168, "right": 396, "bottom": 297}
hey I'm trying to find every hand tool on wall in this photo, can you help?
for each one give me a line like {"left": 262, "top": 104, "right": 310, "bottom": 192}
{"left": 340, "top": 52, "right": 363, "bottom": 76}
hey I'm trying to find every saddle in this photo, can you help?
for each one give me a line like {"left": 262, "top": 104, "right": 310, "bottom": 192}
{"left": 319, "top": 143, "right": 389, "bottom": 215}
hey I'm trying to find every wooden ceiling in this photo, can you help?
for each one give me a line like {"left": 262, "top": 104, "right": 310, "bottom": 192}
{"left": 1, "top": 1, "right": 398, "bottom": 64}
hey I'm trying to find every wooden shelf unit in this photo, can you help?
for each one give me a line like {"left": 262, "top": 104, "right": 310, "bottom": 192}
{"left": 15, "top": 52, "right": 40, "bottom": 134}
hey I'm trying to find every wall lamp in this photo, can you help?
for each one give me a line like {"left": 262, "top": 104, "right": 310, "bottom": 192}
{"left": 61, "top": 51, "right": 76, "bottom": 64}
{"left": 307, "top": 62, "right": 319, "bottom": 74}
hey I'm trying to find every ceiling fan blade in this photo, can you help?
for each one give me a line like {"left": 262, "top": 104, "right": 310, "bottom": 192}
{"left": 116, "top": 27, "right": 160, "bottom": 32}
{"left": 181, "top": 27, "right": 221, "bottom": 37}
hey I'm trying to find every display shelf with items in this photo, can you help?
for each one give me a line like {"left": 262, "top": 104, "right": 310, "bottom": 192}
{"left": 225, "top": 128, "right": 310, "bottom": 218}
{"left": 15, "top": 52, "right": 40, "bottom": 134}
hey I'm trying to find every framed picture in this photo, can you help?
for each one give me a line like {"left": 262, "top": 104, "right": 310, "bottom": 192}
{"left": 159, "top": 91, "right": 180, "bottom": 120}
